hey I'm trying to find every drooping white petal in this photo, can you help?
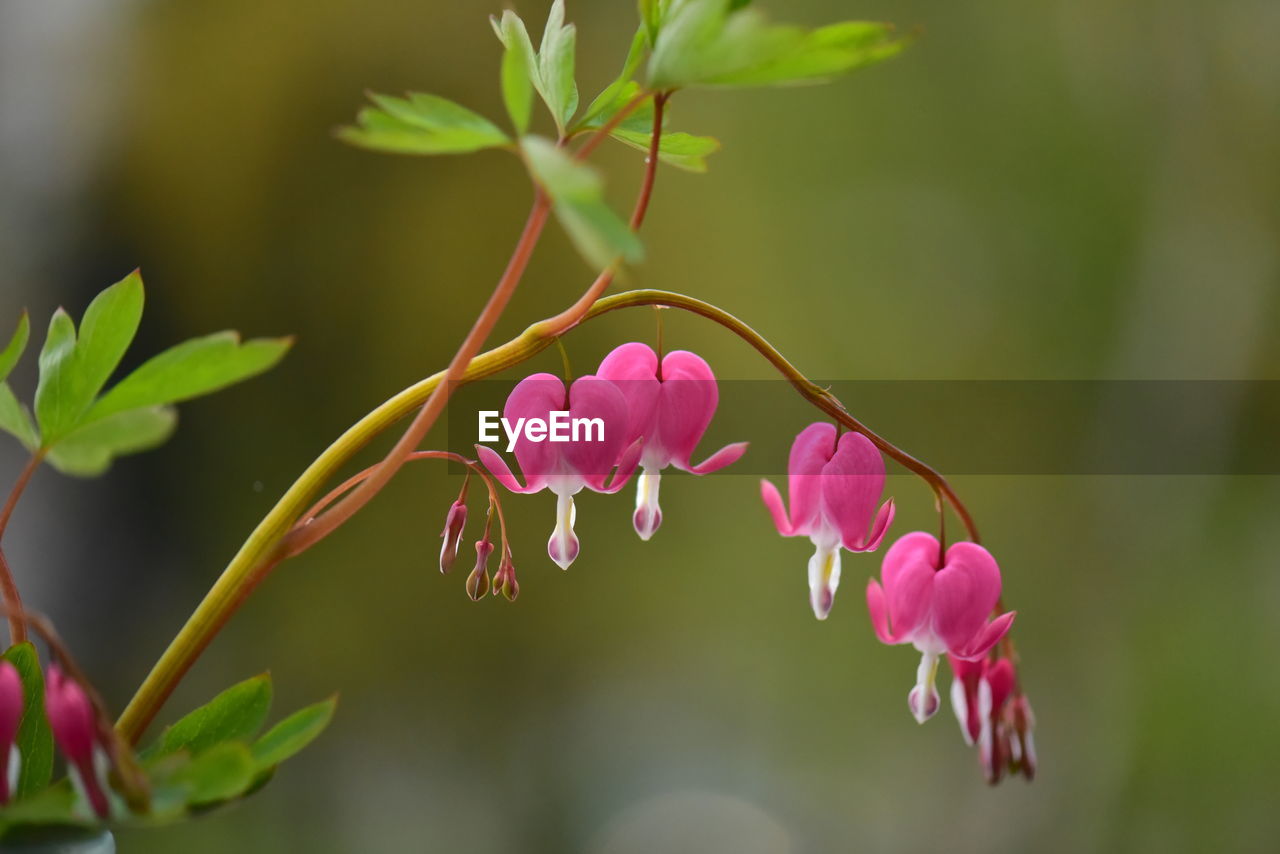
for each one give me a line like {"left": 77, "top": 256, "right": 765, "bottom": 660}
{"left": 908, "top": 651, "right": 941, "bottom": 724}
{"left": 548, "top": 491, "right": 580, "bottom": 569}
{"left": 632, "top": 468, "right": 663, "bottom": 541}
{"left": 806, "top": 537, "right": 842, "bottom": 620}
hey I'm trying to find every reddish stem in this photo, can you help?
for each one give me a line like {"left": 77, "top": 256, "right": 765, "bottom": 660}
{"left": 0, "top": 452, "right": 42, "bottom": 643}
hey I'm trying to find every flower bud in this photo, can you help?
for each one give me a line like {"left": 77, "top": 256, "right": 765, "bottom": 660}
{"left": 0, "top": 661, "right": 23, "bottom": 804}
{"left": 1006, "top": 695, "right": 1036, "bottom": 781}
{"left": 439, "top": 498, "right": 468, "bottom": 574}
{"left": 493, "top": 551, "right": 520, "bottom": 602}
{"left": 45, "top": 665, "right": 113, "bottom": 819}
{"left": 467, "top": 539, "right": 494, "bottom": 601}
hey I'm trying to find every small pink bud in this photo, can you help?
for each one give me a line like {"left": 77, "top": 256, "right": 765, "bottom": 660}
{"left": 1007, "top": 695, "right": 1037, "bottom": 780}
{"left": 0, "top": 661, "right": 23, "bottom": 804}
{"left": 439, "top": 498, "right": 468, "bottom": 574}
{"left": 467, "top": 539, "right": 494, "bottom": 601}
{"left": 45, "top": 665, "right": 112, "bottom": 819}
{"left": 493, "top": 551, "right": 520, "bottom": 602}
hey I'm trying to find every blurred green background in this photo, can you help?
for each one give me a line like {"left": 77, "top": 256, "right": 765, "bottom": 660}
{"left": 2, "top": 0, "right": 1278, "bottom": 851}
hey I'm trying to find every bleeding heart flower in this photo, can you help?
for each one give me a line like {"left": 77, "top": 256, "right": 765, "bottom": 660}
{"left": 866, "top": 532, "right": 1015, "bottom": 723}
{"left": 948, "top": 654, "right": 1016, "bottom": 782}
{"left": 44, "top": 665, "right": 114, "bottom": 819}
{"left": 597, "top": 343, "right": 747, "bottom": 540}
{"left": 477, "top": 373, "right": 641, "bottom": 569}
{"left": 0, "top": 661, "right": 23, "bottom": 804}
{"left": 760, "top": 422, "right": 894, "bottom": 619}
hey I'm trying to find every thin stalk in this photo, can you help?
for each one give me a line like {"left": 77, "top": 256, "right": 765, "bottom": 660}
{"left": 0, "top": 451, "right": 43, "bottom": 643}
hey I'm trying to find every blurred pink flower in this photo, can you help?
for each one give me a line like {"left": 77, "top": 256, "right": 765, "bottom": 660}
{"left": 597, "top": 343, "right": 747, "bottom": 540}
{"left": 44, "top": 665, "right": 112, "bottom": 819}
{"left": 0, "top": 661, "right": 22, "bottom": 804}
{"left": 866, "top": 533, "right": 1015, "bottom": 723}
{"left": 760, "top": 422, "right": 894, "bottom": 619}
{"left": 477, "top": 373, "right": 640, "bottom": 569}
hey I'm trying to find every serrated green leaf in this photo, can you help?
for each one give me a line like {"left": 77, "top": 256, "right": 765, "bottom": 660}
{"left": 492, "top": 11, "right": 537, "bottom": 134}
{"left": 32, "top": 309, "right": 78, "bottom": 446}
{"left": 522, "top": 137, "right": 644, "bottom": 270}
{"left": 611, "top": 128, "right": 721, "bottom": 172}
{"left": 337, "top": 93, "right": 510, "bottom": 156}
{"left": 251, "top": 696, "right": 337, "bottom": 769}
{"left": 86, "top": 332, "right": 291, "bottom": 424}
{"left": 33, "top": 272, "right": 144, "bottom": 445}
{"left": 714, "top": 21, "right": 907, "bottom": 86}
{"left": 166, "top": 742, "right": 257, "bottom": 806}
{"left": 143, "top": 674, "right": 273, "bottom": 762}
{"left": 0, "top": 384, "right": 38, "bottom": 451}
{"left": 648, "top": 0, "right": 905, "bottom": 89}
{"left": 0, "top": 312, "right": 29, "bottom": 383}
{"left": 578, "top": 28, "right": 649, "bottom": 130}
{"left": 3, "top": 643, "right": 54, "bottom": 799}
{"left": 537, "top": 0, "right": 579, "bottom": 131}
{"left": 44, "top": 406, "right": 177, "bottom": 477}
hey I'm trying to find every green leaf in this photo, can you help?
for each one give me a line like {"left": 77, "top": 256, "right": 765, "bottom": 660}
{"left": 647, "top": 0, "right": 906, "bottom": 90}
{"left": 0, "top": 312, "right": 29, "bottom": 383}
{"left": 611, "top": 128, "right": 721, "bottom": 172}
{"left": 251, "top": 696, "right": 337, "bottom": 769}
{"left": 578, "top": 28, "right": 649, "bottom": 130}
{"left": 491, "top": 11, "right": 537, "bottom": 134}
{"left": 0, "top": 384, "right": 38, "bottom": 451}
{"left": 143, "top": 673, "right": 273, "bottom": 762}
{"left": 44, "top": 406, "right": 178, "bottom": 477}
{"left": 87, "top": 332, "right": 291, "bottom": 424}
{"left": 537, "top": 0, "right": 579, "bottom": 131}
{"left": 2, "top": 643, "right": 55, "bottom": 799}
{"left": 638, "top": 0, "right": 671, "bottom": 44}
{"left": 337, "top": 93, "right": 510, "bottom": 156}
{"left": 522, "top": 137, "right": 644, "bottom": 270}
{"left": 34, "top": 271, "right": 144, "bottom": 445}
{"left": 165, "top": 742, "right": 257, "bottom": 806}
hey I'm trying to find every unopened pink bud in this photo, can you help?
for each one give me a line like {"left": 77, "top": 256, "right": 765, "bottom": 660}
{"left": 467, "top": 539, "right": 494, "bottom": 601}
{"left": 1008, "top": 695, "right": 1037, "bottom": 780}
{"left": 493, "top": 552, "right": 520, "bottom": 602}
{"left": 439, "top": 499, "right": 468, "bottom": 574}
{"left": 0, "top": 661, "right": 23, "bottom": 804}
{"left": 45, "top": 665, "right": 111, "bottom": 818}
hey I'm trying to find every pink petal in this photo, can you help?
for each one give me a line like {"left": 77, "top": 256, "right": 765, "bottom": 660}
{"left": 683, "top": 441, "right": 748, "bottom": 475}
{"left": 596, "top": 343, "right": 660, "bottom": 447}
{"left": 475, "top": 444, "right": 544, "bottom": 493}
{"left": 849, "top": 498, "right": 895, "bottom": 553}
{"left": 652, "top": 350, "right": 719, "bottom": 469}
{"left": 597, "top": 436, "right": 644, "bottom": 493}
{"left": 505, "top": 373, "right": 566, "bottom": 481}
{"left": 786, "top": 422, "right": 838, "bottom": 537}
{"left": 933, "top": 542, "right": 1003, "bottom": 653}
{"left": 820, "top": 431, "right": 887, "bottom": 551}
{"left": 954, "top": 611, "right": 1016, "bottom": 660}
{"left": 880, "top": 532, "right": 939, "bottom": 639}
{"left": 985, "top": 658, "right": 1016, "bottom": 711}
{"left": 760, "top": 479, "right": 794, "bottom": 536}
{"left": 562, "top": 375, "right": 632, "bottom": 486}
{"left": 865, "top": 578, "right": 902, "bottom": 644}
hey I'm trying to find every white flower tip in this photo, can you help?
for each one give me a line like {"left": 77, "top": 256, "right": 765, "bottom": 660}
{"left": 909, "top": 685, "right": 940, "bottom": 724}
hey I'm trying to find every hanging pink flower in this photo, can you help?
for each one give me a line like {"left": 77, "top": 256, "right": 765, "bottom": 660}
{"left": 948, "top": 654, "right": 1016, "bottom": 781}
{"left": 866, "top": 532, "right": 1015, "bottom": 723}
{"left": 760, "top": 422, "right": 894, "bottom": 619}
{"left": 0, "top": 661, "right": 23, "bottom": 804}
{"left": 596, "top": 342, "right": 747, "bottom": 540}
{"left": 477, "top": 373, "right": 640, "bottom": 569}
{"left": 44, "top": 665, "right": 113, "bottom": 819}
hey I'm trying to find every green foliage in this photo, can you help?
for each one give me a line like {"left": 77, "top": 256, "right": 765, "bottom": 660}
{"left": 522, "top": 137, "right": 644, "bottom": 270}
{"left": 492, "top": 11, "right": 537, "bottom": 133}
{"left": 141, "top": 673, "right": 273, "bottom": 762}
{"left": 577, "top": 83, "right": 721, "bottom": 172}
{"left": 336, "top": 93, "right": 511, "bottom": 155}
{"left": 0, "top": 673, "right": 336, "bottom": 835}
{"left": 0, "top": 312, "right": 29, "bottom": 383}
{"left": 0, "top": 270, "right": 289, "bottom": 476}
{"left": 578, "top": 28, "right": 649, "bottom": 129}
{"left": 2, "top": 644, "right": 54, "bottom": 799}
{"left": 646, "top": 0, "right": 906, "bottom": 89}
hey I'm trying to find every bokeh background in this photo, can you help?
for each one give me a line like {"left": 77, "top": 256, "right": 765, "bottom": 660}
{"left": 2, "top": 0, "right": 1279, "bottom": 851}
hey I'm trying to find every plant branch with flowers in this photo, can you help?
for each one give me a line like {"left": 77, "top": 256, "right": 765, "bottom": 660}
{"left": 0, "top": 0, "right": 1035, "bottom": 840}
